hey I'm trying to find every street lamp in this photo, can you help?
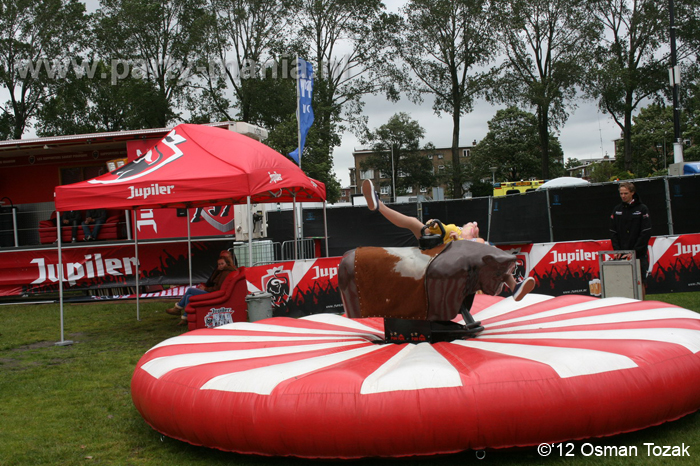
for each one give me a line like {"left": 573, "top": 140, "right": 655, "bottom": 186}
{"left": 390, "top": 146, "right": 396, "bottom": 203}
{"left": 656, "top": 140, "right": 667, "bottom": 170}
{"left": 669, "top": 0, "right": 684, "bottom": 163}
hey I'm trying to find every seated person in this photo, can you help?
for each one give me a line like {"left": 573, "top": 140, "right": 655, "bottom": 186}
{"left": 81, "top": 208, "right": 107, "bottom": 241}
{"left": 52, "top": 210, "right": 82, "bottom": 243}
{"left": 362, "top": 179, "right": 535, "bottom": 301}
{"left": 166, "top": 251, "right": 238, "bottom": 325}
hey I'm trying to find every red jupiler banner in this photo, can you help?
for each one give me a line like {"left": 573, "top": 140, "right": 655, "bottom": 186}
{"left": 245, "top": 257, "right": 343, "bottom": 317}
{"left": 0, "top": 240, "right": 228, "bottom": 296}
{"left": 513, "top": 240, "right": 613, "bottom": 297}
{"left": 647, "top": 233, "right": 700, "bottom": 293}
{"left": 133, "top": 207, "right": 236, "bottom": 240}
{"left": 1, "top": 235, "right": 698, "bottom": 299}
{"left": 501, "top": 235, "right": 700, "bottom": 296}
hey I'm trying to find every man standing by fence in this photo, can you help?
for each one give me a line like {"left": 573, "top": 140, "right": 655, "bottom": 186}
{"left": 609, "top": 182, "right": 652, "bottom": 279}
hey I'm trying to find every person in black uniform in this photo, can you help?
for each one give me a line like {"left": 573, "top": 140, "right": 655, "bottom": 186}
{"left": 81, "top": 208, "right": 107, "bottom": 241}
{"left": 609, "top": 182, "right": 652, "bottom": 278}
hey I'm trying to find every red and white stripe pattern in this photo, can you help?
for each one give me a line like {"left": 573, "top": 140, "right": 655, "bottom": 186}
{"left": 132, "top": 293, "right": 700, "bottom": 458}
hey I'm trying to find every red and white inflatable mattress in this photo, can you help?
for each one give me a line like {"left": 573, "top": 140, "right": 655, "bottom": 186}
{"left": 131, "top": 293, "right": 700, "bottom": 458}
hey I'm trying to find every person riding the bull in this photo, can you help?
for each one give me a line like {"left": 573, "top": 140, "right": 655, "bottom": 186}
{"left": 362, "top": 179, "right": 535, "bottom": 301}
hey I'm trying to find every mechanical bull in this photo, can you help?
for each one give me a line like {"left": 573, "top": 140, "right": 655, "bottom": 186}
{"left": 339, "top": 240, "right": 517, "bottom": 341}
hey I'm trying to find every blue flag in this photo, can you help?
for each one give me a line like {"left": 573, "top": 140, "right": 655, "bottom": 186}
{"left": 289, "top": 58, "right": 314, "bottom": 165}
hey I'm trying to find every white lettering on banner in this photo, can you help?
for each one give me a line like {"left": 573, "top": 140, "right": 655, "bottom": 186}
{"left": 31, "top": 254, "right": 138, "bottom": 286}
{"left": 300, "top": 79, "right": 312, "bottom": 98}
{"left": 674, "top": 243, "right": 700, "bottom": 257}
{"left": 549, "top": 249, "right": 597, "bottom": 265}
{"left": 312, "top": 265, "right": 337, "bottom": 281}
{"left": 127, "top": 184, "right": 174, "bottom": 200}
{"left": 137, "top": 209, "right": 158, "bottom": 233}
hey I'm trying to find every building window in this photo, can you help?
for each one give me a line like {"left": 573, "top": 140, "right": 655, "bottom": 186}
{"left": 406, "top": 186, "right": 413, "bottom": 194}
{"left": 462, "top": 149, "right": 470, "bottom": 157}
{"left": 379, "top": 185, "right": 391, "bottom": 195}
{"left": 420, "top": 186, "right": 427, "bottom": 193}
{"left": 427, "top": 154, "right": 433, "bottom": 159}
{"left": 437, "top": 154, "right": 444, "bottom": 159}
{"left": 60, "top": 165, "right": 107, "bottom": 185}
{"left": 398, "top": 170, "right": 407, "bottom": 178}
{"left": 379, "top": 170, "right": 390, "bottom": 179}
{"left": 438, "top": 165, "right": 445, "bottom": 172}
{"left": 360, "top": 169, "right": 374, "bottom": 180}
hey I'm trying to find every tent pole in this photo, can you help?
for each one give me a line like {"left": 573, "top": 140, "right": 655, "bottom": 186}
{"left": 293, "top": 194, "right": 298, "bottom": 260}
{"left": 186, "top": 207, "right": 192, "bottom": 286}
{"left": 323, "top": 201, "right": 329, "bottom": 257}
{"left": 125, "top": 209, "right": 132, "bottom": 240}
{"left": 133, "top": 209, "right": 140, "bottom": 321}
{"left": 247, "top": 196, "right": 253, "bottom": 267}
{"left": 55, "top": 211, "right": 72, "bottom": 346}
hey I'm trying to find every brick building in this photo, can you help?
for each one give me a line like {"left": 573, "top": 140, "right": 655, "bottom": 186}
{"left": 348, "top": 143, "right": 477, "bottom": 202}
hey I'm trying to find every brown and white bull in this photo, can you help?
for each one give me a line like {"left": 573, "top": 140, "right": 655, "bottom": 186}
{"left": 338, "top": 240, "right": 516, "bottom": 322}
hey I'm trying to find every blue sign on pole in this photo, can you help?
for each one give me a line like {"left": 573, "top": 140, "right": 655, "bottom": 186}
{"left": 289, "top": 58, "right": 314, "bottom": 166}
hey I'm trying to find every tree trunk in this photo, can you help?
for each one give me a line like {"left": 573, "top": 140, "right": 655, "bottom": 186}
{"left": 623, "top": 96, "right": 633, "bottom": 172}
{"left": 451, "top": 102, "right": 462, "bottom": 199}
{"left": 537, "top": 105, "right": 550, "bottom": 179}
{"left": 12, "top": 110, "right": 24, "bottom": 140}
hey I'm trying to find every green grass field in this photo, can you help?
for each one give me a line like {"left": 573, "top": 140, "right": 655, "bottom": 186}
{"left": 1, "top": 293, "right": 700, "bottom": 465}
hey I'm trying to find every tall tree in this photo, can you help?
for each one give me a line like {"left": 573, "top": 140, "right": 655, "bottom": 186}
{"left": 396, "top": 0, "right": 497, "bottom": 199}
{"left": 95, "top": 0, "right": 210, "bottom": 127}
{"left": 293, "top": 0, "right": 398, "bottom": 197}
{"left": 196, "top": 0, "right": 297, "bottom": 122}
{"left": 468, "top": 106, "right": 563, "bottom": 182}
{"left": 491, "top": 0, "right": 600, "bottom": 179}
{"left": 360, "top": 112, "right": 435, "bottom": 199}
{"left": 0, "top": 0, "right": 88, "bottom": 139}
{"left": 588, "top": 0, "right": 671, "bottom": 172}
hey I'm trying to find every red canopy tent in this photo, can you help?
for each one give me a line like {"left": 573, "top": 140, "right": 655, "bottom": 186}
{"left": 52, "top": 123, "right": 327, "bottom": 344}
{"left": 55, "top": 123, "right": 325, "bottom": 210}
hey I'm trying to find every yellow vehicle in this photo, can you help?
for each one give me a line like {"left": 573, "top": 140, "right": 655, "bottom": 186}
{"left": 493, "top": 180, "right": 545, "bottom": 197}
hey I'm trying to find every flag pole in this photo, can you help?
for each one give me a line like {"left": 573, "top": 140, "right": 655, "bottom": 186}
{"left": 295, "top": 55, "right": 302, "bottom": 170}
{"left": 295, "top": 56, "right": 303, "bottom": 254}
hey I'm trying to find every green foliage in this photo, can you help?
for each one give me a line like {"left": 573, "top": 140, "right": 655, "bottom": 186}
{"left": 360, "top": 113, "right": 435, "bottom": 199}
{"left": 468, "top": 107, "right": 563, "bottom": 182}
{"left": 467, "top": 179, "right": 493, "bottom": 198}
{"left": 36, "top": 61, "right": 175, "bottom": 135}
{"left": 629, "top": 104, "right": 676, "bottom": 176}
{"left": 436, "top": 161, "right": 472, "bottom": 199}
{"left": 565, "top": 158, "right": 582, "bottom": 170}
{"left": 265, "top": 114, "right": 343, "bottom": 203}
{"left": 587, "top": 161, "right": 619, "bottom": 183}
{"left": 680, "top": 63, "right": 700, "bottom": 162}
